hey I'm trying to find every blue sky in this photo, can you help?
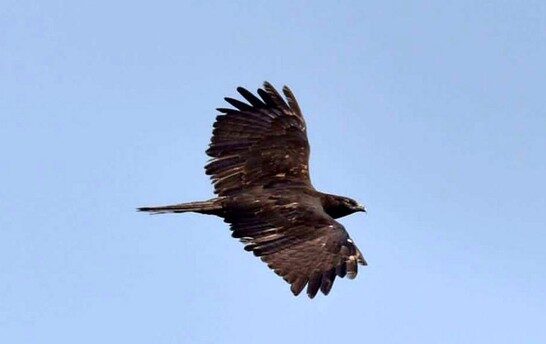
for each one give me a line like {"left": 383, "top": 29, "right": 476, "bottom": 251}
{"left": 2, "top": 1, "right": 545, "bottom": 343}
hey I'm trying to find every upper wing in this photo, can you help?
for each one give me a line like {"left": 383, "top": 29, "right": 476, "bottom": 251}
{"left": 225, "top": 196, "right": 366, "bottom": 298}
{"left": 205, "top": 82, "right": 311, "bottom": 196}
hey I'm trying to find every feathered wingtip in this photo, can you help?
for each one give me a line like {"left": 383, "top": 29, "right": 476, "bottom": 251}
{"left": 229, "top": 81, "right": 304, "bottom": 121}
{"left": 281, "top": 85, "right": 303, "bottom": 118}
{"left": 259, "top": 81, "right": 305, "bottom": 122}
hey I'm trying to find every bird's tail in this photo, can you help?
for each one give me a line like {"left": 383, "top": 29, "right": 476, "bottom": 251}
{"left": 137, "top": 198, "right": 223, "bottom": 215}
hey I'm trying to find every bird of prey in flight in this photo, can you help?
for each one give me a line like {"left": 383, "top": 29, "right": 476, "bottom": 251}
{"left": 139, "top": 82, "right": 367, "bottom": 298}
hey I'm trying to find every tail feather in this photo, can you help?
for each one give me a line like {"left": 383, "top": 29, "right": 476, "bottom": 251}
{"left": 138, "top": 198, "right": 223, "bottom": 215}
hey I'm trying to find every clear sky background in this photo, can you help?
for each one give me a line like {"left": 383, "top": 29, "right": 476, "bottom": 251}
{"left": 2, "top": 1, "right": 545, "bottom": 343}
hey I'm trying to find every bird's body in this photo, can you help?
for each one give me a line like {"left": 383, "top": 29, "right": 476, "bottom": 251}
{"left": 139, "top": 82, "right": 367, "bottom": 298}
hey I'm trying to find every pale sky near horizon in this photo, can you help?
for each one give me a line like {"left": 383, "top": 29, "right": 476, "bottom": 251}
{"left": 2, "top": 1, "right": 545, "bottom": 343}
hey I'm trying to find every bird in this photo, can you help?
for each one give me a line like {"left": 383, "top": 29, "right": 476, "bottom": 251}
{"left": 138, "top": 81, "right": 367, "bottom": 298}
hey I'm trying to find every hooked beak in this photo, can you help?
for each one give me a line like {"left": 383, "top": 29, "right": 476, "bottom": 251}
{"left": 356, "top": 204, "right": 367, "bottom": 213}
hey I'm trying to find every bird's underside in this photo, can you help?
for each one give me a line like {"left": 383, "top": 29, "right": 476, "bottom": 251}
{"left": 139, "top": 82, "right": 367, "bottom": 298}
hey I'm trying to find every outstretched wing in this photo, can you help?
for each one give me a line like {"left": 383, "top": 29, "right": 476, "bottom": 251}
{"left": 206, "top": 82, "right": 311, "bottom": 196}
{"left": 225, "top": 195, "right": 366, "bottom": 298}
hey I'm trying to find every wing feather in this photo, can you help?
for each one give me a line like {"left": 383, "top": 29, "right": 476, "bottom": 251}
{"left": 206, "top": 82, "right": 310, "bottom": 196}
{"left": 282, "top": 85, "right": 303, "bottom": 119}
{"left": 224, "top": 195, "right": 366, "bottom": 298}
{"left": 224, "top": 97, "right": 255, "bottom": 112}
{"left": 236, "top": 87, "right": 266, "bottom": 108}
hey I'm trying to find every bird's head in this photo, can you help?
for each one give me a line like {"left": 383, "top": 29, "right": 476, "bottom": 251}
{"left": 343, "top": 197, "right": 367, "bottom": 214}
{"left": 322, "top": 194, "right": 366, "bottom": 219}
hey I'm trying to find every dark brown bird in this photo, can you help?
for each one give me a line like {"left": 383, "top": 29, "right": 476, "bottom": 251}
{"left": 139, "top": 82, "right": 367, "bottom": 298}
